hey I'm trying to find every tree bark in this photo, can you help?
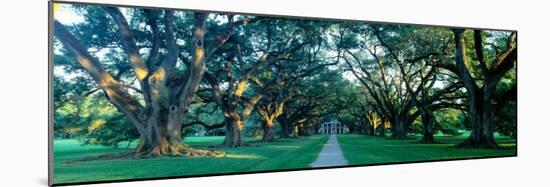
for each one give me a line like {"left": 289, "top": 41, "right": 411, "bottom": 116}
{"left": 257, "top": 101, "right": 284, "bottom": 141}
{"left": 379, "top": 121, "right": 386, "bottom": 137}
{"left": 261, "top": 119, "right": 276, "bottom": 141}
{"left": 390, "top": 115, "right": 408, "bottom": 139}
{"left": 418, "top": 111, "right": 436, "bottom": 143}
{"left": 367, "top": 120, "right": 375, "bottom": 136}
{"left": 293, "top": 124, "right": 301, "bottom": 137}
{"left": 135, "top": 109, "right": 189, "bottom": 156}
{"left": 458, "top": 94, "right": 499, "bottom": 148}
{"left": 223, "top": 116, "right": 245, "bottom": 147}
{"left": 280, "top": 120, "right": 292, "bottom": 138}
{"left": 221, "top": 94, "right": 263, "bottom": 147}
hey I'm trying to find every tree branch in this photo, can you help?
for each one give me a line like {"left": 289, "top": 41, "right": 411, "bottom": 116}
{"left": 474, "top": 30, "right": 488, "bottom": 74}
{"left": 155, "top": 10, "right": 179, "bottom": 78}
{"left": 54, "top": 20, "right": 146, "bottom": 127}
{"left": 144, "top": 9, "right": 161, "bottom": 68}
{"left": 182, "top": 121, "right": 225, "bottom": 131}
{"left": 104, "top": 7, "right": 149, "bottom": 82}
{"left": 491, "top": 32, "right": 517, "bottom": 70}
{"left": 452, "top": 29, "right": 479, "bottom": 96}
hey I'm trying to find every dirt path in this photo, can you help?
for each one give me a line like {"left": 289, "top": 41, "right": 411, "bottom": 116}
{"left": 309, "top": 134, "right": 348, "bottom": 167}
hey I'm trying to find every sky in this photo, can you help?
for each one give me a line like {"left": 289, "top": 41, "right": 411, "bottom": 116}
{"left": 54, "top": 3, "right": 84, "bottom": 25}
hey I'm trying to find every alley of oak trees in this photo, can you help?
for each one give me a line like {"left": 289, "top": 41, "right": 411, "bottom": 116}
{"left": 53, "top": 5, "right": 517, "bottom": 158}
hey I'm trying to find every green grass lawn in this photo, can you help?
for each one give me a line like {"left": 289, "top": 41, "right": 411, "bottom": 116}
{"left": 54, "top": 133, "right": 517, "bottom": 184}
{"left": 337, "top": 134, "right": 517, "bottom": 166}
{"left": 53, "top": 136, "right": 329, "bottom": 184}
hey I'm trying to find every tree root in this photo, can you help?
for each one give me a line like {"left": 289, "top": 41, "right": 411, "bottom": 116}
{"left": 182, "top": 148, "right": 225, "bottom": 158}
{"left": 64, "top": 148, "right": 225, "bottom": 164}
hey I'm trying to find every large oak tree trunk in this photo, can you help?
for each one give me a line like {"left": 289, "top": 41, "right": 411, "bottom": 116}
{"left": 297, "top": 124, "right": 308, "bottom": 136}
{"left": 292, "top": 124, "right": 300, "bottom": 137}
{"left": 458, "top": 94, "right": 499, "bottom": 148}
{"left": 223, "top": 116, "right": 245, "bottom": 147}
{"left": 135, "top": 108, "right": 186, "bottom": 156}
{"left": 367, "top": 122, "right": 375, "bottom": 136}
{"left": 257, "top": 102, "right": 284, "bottom": 142}
{"left": 378, "top": 120, "right": 387, "bottom": 137}
{"left": 418, "top": 111, "right": 436, "bottom": 144}
{"left": 280, "top": 120, "right": 292, "bottom": 138}
{"left": 362, "top": 117, "right": 374, "bottom": 136}
{"left": 220, "top": 95, "right": 262, "bottom": 147}
{"left": 131, "top": 106, "right": 223, "bottom": 158}
{"left": 261, "top": 119, "right": 276, "bottom": 142}
{"left": 390, "top": 116, "right": 408, "bottom": 139}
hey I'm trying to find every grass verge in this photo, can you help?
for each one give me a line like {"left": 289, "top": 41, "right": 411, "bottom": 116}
{"left": 337, "top": 134, "right": 517, "bottom": 165}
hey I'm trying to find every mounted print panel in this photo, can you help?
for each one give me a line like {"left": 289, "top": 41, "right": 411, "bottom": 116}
{"left": 49, "top": 1, "right": 517, "bottom": 186}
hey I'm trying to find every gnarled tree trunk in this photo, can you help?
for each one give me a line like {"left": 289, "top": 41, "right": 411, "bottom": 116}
{"left": 223, "top": 116, "right": 245, "bottom": 147}
{"left": 257, "top": 101, "right": 284, "bottom": 142}
{"left": 280, "top": 120, "right": 292, "bottom": 138}
{"left": 458, "top": 93, "right": 498, "bottom": 148}
{"left": 135, "top": 107, "right": 201, "bottom": 156}
{"left": 418, "top": 111, "right": 436, "bottom": 143}
{"left": 293, "top": 124, "right": 300, "bottom": 137}
{"left": 366, "top": 120, "right": 375, "bottom": 136}
{"left": 378, "top": 119, "right": 387, "bottom": 137}
{"left": 390, "top": 116, "right": 408, "bottom": 139}
{"left": 261, "top": 119, "right": 276, "bottom": 142}
{"left": 221, "top": 95, "right": 263, "bottom": 147}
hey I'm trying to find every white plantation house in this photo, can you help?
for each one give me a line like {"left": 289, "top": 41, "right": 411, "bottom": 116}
{"left": 318, "top": 119, "right": 349, "bottom": 134}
